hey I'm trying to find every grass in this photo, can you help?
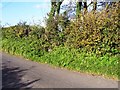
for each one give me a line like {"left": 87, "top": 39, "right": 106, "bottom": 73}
{"left": 1, "top": 38, "right": 119, "bottom": 80}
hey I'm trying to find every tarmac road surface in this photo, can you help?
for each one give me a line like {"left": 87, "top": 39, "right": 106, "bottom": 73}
{"left": 1, "top": 52, "right": 119, "bottom": 88}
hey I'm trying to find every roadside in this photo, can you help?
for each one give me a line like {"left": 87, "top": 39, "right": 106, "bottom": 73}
{"left": 1, "top": 52, "right": 118, "bottom": 88}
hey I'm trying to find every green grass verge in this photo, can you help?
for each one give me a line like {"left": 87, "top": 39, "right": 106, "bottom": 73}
{"left": 1, "top": 38, "right": 119, "bottom": 80}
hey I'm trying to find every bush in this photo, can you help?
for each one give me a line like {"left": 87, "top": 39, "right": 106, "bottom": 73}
{"left": 1, "top": 3, "right": 119, "bottom": 79}
{"left": 64, "top": 6, "right": 120, "bottom": 56}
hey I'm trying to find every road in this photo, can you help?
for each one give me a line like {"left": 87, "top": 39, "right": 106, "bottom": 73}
{"left": 1, "top": 52, "right": 119, "bottom": 88}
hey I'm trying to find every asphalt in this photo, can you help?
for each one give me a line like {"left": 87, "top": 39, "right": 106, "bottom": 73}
{"left": 1, "top": 52, "right": 119, "bottom": 88}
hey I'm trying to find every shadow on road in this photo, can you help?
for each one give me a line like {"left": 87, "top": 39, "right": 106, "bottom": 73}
{"left": 2, "top": 62, "right": 40, "bottom": 89}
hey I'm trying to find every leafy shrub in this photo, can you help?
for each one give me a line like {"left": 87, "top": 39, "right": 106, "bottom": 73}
{"left": 64, "top": 5, "right": 120, "bottom": 56}
{"left": 1, "top": 3, "right": 119, "bottom": 79}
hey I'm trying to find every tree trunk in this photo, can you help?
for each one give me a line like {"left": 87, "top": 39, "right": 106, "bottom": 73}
{"left": 56, "top": 0, "right": 64, "bottom": 15}
{"left": 83, "top": 1, "right": 87, "bottom": 14}
{"left": 93, "top": 1, "right": 97, "bottom": 11}
{"left": 76, "top": 2, "right": 82, "bottom": 18}
{"left": 49, "top": 1, "right": 57, "bottom": 18}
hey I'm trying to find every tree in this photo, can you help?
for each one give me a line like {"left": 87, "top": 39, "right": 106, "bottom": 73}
{"left": 83, "top": 1, "right": 87, "bottom": 13}
{"left": 76, "top": 1, "right": 82, "bottom": 17}
{"left": 49, "top": 0, "right": 57, "bottom": 19}
{"left": 56, "top": 0, "right": 64, "bottom": 15}
{"left": 49, "top": 0, "right": 64, "bottom": 18}
{"left": 93, "top": 0, "right": 97, "bottom": 11}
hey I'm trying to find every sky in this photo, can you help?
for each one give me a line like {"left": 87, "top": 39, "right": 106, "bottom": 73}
{"left": 1, "top": 0, "right": 71, "bottom": 27}
{"left": 0, "top": 0, "right": 104, "bottom": 27}
{"left": 1, "top": 1, "right": 51, "bottom": 27}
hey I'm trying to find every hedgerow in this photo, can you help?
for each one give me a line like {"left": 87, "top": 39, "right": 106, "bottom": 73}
{"left": 1, "top": 3, "right": 120, "bottom": 79}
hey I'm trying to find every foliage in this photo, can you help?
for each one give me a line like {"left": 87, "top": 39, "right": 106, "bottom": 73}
{"left": 1, "top": 3, "right": 120, "bottom": 80}
{"left": 1, "top": 38, "right": 119, "bottom": 79}
{"left": 64, "top": 5, "right": 120, "bottom": 56}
